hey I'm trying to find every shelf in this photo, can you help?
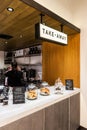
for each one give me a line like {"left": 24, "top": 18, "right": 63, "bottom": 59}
{"left": 28, "top": 53, "right": 41, "bottom": 57}
{"left": 15, "top": 56, "right": 24, "bottom": 58}
{"left": 4, "top": 61, "right": 12, "bottom": 64}
{"left": 18, "top": 63, "right": 42, "bottom": 66}
{"left": 4, "top": 57, "right": 13, "bottom": 64}
{"left": 5, "top": 57, "right": 12, "bottom": 60}
{"left": 29, "top": 63, "right": 42, "bottom": 66}
{"left": 15, "top": 53, "right": 41, "bottom": 58}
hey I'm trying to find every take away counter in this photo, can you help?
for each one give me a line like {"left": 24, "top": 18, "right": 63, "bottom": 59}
{"left": 0, "top": 87, "right": 80, "bottom": 130}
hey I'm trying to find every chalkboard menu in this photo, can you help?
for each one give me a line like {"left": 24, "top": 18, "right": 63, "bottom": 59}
{"left": 65, "top": 79, "right": 74, "bottom": 90}
{"left": 13, "top": 87, "right": 25, "bottom": 104}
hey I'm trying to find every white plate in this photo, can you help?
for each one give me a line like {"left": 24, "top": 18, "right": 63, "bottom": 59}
{"left": 27, "top": 96, "right": 37, "bottom": 100}
{"left": 40, "top": 92, "right": 50, "bottom": 96}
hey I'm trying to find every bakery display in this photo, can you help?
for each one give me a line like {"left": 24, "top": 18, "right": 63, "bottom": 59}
{"left": 27, "top": 90, "right": 37, "bottom": 100}
{"left": 40, "top": 87, "right": 50, "bottom": 96}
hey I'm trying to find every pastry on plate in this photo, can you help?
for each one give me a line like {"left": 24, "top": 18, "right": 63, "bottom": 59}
{"left": 27, "top": 90, "right": 37, "bottom": 99}
{"left": 40, "top": 87, "right": 50, "bottom": 95}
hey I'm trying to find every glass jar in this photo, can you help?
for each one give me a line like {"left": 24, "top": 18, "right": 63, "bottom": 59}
{"left": 54, "top": 78, "right": 64, "bottom": 94}
{"left": 26, "top": 83, "right": 38, "bottom": 100}
{"left": 40, "top": 81, "right": 50, "bottom": 96}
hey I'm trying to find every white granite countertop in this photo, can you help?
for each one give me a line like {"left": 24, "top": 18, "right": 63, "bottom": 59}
{"left": 0, "top": 87, "right": 80, "bottom": 127}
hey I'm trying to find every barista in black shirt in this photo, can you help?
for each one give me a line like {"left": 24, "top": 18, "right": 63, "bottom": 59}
{"left": 5, "top": 62, "right": 25, "bottom": 87}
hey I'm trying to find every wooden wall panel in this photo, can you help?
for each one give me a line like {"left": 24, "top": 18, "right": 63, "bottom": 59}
{"left": 42, "top": 33, "right": 80, "bottom": 88}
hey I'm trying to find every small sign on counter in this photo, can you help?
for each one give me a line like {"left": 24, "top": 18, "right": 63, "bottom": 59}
{"left": 13, "top": 87, "right": 25, "bottom": 104}
{"left": 65, "top": 79, "right": 74, "bottom": 90}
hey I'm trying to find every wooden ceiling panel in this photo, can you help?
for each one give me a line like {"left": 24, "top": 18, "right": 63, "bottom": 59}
{"left": 0, "top": 0, "right": 80, "bottom": 51}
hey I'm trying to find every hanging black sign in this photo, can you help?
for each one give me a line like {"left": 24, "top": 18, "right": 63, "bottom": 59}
{"left": 13, "top": 87, "right": 25, "bottom": 104}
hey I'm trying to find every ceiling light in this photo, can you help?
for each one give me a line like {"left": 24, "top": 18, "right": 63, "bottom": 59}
{"left": 20, "top": 35, "right": 23, "bottom": 38}
{"left": 5, "top": 41, "right": 8, "bottom": 44}
{"left": 7, "top": 7, "right": 14, "bottom": 12}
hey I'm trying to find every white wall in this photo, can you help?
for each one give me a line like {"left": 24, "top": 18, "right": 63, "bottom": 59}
{"left": 34, "top": 0, "right": 76, "bottom": 25}
{"left": 71, "top": 0, "right": 87, "bottom": 127}
{"left": 0, "top": 51, "right": 4, "bottom": 69}
{"left": 34, "top": 0, "right": 87, "bottom": 128}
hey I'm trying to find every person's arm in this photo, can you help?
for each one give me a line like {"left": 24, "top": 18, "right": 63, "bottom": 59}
{"left": 17, "top": 65, "right": 21, "bottom": 71}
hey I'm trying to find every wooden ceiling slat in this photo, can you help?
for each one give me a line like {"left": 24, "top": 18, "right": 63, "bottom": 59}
{"left": 0, "top": 0, "right": 80, "bottom": 51}
{"left": 0, "top": 0, "right": 12, "bottom": 12}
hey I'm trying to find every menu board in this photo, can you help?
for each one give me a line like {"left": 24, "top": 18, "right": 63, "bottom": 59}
{"left": 13, "top": 87, "right": 25, "bottom": 104}
{"left": 65, "top": 79, "right": 73, "bottom": 90}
